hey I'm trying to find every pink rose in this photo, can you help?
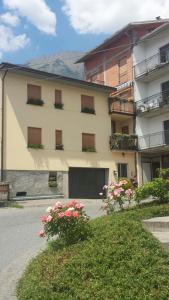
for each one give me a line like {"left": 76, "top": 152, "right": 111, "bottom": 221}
{"left": 67, "top": 207, "right": 75, "bottom": 211}
{"left": 40, "top": 215, "right": 48, "bottom": 224}
{"left": 54, "top": 201, "right": 63, "bottom": 209}
{"left": 73, "top": 211, "right": 79, "bottom": 218}
{"left": 46, "top": 206, "right": 53, "bottom": 213}
{"left": 75, "top": 203, "right": 84, "bottom": 209}
{"left": 58, "top": 212, "right": 65, "bottom": 218}
{"left": 64, "top": 210, "right": 72, "bottom": 217}
{"left": 39, "top": 230, "right": 45, "bottom": 238}
{"left": 67, "top": 200, "right": 78, "bottom": 207}
{"left": 46, "top": 215, "right": 53, "bottom": 222}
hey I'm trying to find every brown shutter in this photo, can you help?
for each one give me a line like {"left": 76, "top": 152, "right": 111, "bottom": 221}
{"left": 119, "top": 57, "right": 128, "bottom": 83}
{"left": 82, "top": 133, "right": 95, "bottom": 148}
{"left": 81, "top": 95, "right": 94, "bottom": 109}
{"left": 55, "top": 90, "right": 62, "bottom": 104}
{"left": 55, "top": 130, "right": 62, "bottom": 145}
{"left": 27, "top": 84, "right": 41, "bottom": 100}
{"left": 28, "top": 127, "right": 41, "bottom": 145}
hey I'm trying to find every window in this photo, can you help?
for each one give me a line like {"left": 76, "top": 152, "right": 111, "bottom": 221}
{"left": 82, "top": 133, "right": 95, "bottom": 152}
{"left": 27, "top": 127, "right": 42, "bottom": 148}
{"left": 118, "top": 57, "right": 128, "bottom": 84}
{"left": 160, "top": 43, "right": 169, "bottom": 63}
{"left": 117, "top": 163, "right": 128, "bottom": 178}
{"left": 81, "top": 95, "right": 95, "bottom": 114}
{"left": 122, "top": 126, "right": 129, "bottom": 134}
{"left": 48, "top": 172, "right": 57, "bottom": 188}
{"left": 27, "top": 84, "right": 43, "bottom": 106}
{"left": 54, "top": 90, "right": 63, "bottom": 109}
{"left": 162, "top": 80, "right": 169, "bottom": 102}
{"left": 55, "top": 130, "right": 63, "bottom": 150}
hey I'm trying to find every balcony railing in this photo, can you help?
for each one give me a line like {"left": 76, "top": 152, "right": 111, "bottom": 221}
{"left": 134, "top": 52, "right": 169, "bottom": 78}
{"left": 138, "top": 130, "right": 169, "bottom": 150}
{"left": 110, "top": 133, "right": 138, "bottom": 151}
{"left": 136, "top": 90, "right": 169, "bottom": 114}
{"left": 109, "top": 97, "right": 135, "bottom": 115}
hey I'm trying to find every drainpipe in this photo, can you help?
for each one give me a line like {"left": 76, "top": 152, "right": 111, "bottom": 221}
{"left": 1, "top": 70, "right": 8, "bottom": 182}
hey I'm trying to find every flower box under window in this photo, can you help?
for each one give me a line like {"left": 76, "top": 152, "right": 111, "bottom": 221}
{"left": 28, "top": 144, "right": 44, "bottom": 149}
{"left": 48, "top": 181, "right": 58, "bottom": 188}
{"left": 82, "top": 147, "right": 96, "bottom": 152}
{"left": 54, "top": 102, "right": 64, "bottom": 109}
{"left": 81, "top": 107, "right": 95, "bottom": 114}
{"left": 27, "top": 98, "right": 44, "bottom": 106}
{"left": 55, "top": 144, "right": 64, "bottom": 150}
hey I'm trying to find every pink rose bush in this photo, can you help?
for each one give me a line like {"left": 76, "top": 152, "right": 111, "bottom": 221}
{"left": 101, "top": 179, "right": 135, "bottom": 214}
{"left": 38, "top": 200, "right": 91, "bottom": 245}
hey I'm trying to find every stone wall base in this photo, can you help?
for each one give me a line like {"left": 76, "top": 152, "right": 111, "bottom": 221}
{"left": 4, "top": 170, "right": 68, "bottom": 198}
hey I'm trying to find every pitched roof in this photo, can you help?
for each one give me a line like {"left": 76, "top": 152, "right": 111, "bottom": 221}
{"left": 76, "top": 19, "right": 169, "bottom": 63}
{"left": 0, "top": 62, "right": 115, "bottom": 93}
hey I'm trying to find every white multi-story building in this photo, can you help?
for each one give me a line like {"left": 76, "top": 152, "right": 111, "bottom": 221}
{"left": 134, "top": 22, "right": 169, "bottom": 184}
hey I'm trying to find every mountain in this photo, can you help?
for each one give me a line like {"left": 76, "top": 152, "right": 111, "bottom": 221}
{"left": 26, "top": 51, "right": 85, "bottom": 80}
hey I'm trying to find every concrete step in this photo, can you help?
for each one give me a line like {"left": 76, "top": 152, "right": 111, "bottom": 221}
{"left": 11, "top": 194, "right": 64, "bottom": 201}
{"left": 151, "top": 231, "right": 169, "bottom": 250}
{"left": 142, "top": 216, "right": 169, "bottom": 232}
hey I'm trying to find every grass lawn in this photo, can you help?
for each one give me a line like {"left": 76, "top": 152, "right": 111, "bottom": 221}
{"left": 17, "top": 203, "right": 169, "bottom": 300}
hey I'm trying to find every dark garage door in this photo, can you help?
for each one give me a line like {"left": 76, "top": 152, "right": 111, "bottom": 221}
{"left": 69, "top": 167, "right": 107, "bottom": 199}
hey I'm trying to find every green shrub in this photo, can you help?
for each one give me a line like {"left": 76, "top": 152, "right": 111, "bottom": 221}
{"left": 54, "top": 102, "right": 64, "bottom": 109}
{"left": 48, "top": 181, "right": 57, "bottom": 188}
{"left": 27, "top": 98, "right": 44, "bottom": 106}
{"left": 28, "top": 144, "right": 44, "bottom": 149}
{"left": 81, "top": 107, "right": 95, "bottom": 114}
{"left": 17, "top": 204, "right": 169, "bottom": 300}
{"left": 135, "top": 178, "right": 169, "bottom": 203}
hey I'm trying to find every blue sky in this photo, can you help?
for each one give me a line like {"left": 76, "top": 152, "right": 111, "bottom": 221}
{"left": 0, "top": 0, "right": 168, "bottom": 64}
{"left": 0, "top": 0, "right": 109, "bottom": 63}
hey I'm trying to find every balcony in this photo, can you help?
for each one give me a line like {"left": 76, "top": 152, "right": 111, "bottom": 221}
{"left": 109, "top": 97, "right": 135, "bottom": 116}
{"left": 134, "top": 52, "right": 169, "bottom": 81}
{"left": 138, "top": 130, "right": 169, "bottom": 151}
{"left": 110, "top": 133, "right": 138, "bottom": 151}
{"left": 136, "top": 90, "right": 169, "bottom": 116}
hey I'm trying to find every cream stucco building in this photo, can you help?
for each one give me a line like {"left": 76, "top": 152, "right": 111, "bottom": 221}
{"left": 0, "top": 63, "right": 136, "bottom": 199}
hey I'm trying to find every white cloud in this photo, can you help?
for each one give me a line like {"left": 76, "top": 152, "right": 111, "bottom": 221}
{"left": 62, "top": 0, "right": 169, "bottom": 34}
{"left": 0, "top": 12, "right": 20, "bottom": 27}
{"left": 3, "top": 0, "right": 56, "bottom": 35}
{"left": 0, "top": 25, "right": 29, "bottom": 58}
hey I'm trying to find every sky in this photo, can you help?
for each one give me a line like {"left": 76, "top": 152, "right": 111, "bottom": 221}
{"left": 0, "top": 0, "right": 169, "bottom": 64}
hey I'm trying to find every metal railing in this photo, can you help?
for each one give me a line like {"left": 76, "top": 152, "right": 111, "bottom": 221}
{"left": 138, "top": 130, "right": 169, "bottom": 150}
{"left": 110, "top": 99, "right": 135, "bottom": 115}
{"left": 134, "top": 52, "right": 169, "bottom": 78}
{"left": 136, "top": 90, "right": 169, "bottom": 114}
{"left": 110, "top": 134, "right": 138, "bottom": 151}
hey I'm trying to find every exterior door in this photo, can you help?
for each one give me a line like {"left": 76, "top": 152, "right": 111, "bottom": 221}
{"left": 142, "top": 162, "right": 151, "bottom": 183}
{"left": 164, "top": 120, "right": 169, "bottom": 145}
{"left": 69, "top": 168, "right": 107, "bottom": 199}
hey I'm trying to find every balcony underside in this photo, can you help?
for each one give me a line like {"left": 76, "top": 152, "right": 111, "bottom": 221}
{"left": 135, "top": 62, "right": 169, "bottom": 83}
{"left": 137, "top": 102, "right": 169, "bottom": 118}
{"left": 139, "top": 144, "right": 169, "bottom": 153}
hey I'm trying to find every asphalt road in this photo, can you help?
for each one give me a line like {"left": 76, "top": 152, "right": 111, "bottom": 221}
{"left": 0, "top": 199, "right": 103, "bottom": 300}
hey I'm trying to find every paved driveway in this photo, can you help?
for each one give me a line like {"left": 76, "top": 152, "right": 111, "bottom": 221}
{"left": 0, "top": 199, "right": 104, "bottom": 300}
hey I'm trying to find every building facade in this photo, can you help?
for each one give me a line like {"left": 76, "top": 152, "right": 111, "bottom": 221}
{"left": 0, "top": 63, "right": 136, "bottom": 199}
{"left": 133, "top": 23, "right": 169, "bottom": 184}
{"left": 77, "top": 20, "right": 168, "bottom": 185}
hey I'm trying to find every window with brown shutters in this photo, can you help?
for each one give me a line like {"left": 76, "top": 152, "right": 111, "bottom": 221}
{"left": 27, "top": 84, "right": 44, "bottom": 106}
{"left": 55, "top": 130, "right": 63, "bottom": 150}
{"left": 54, "top": 90, "right": 63, "bottom": 109}
{"left": 119, "top": 57, "right": 128, "bottom": 84}
{"left": 27, "top": 127, "right": 43, "bottom": 149}
{"left": 81, "top": 95, "right": 95, "bottom": 114}
{"left": 82, "top": 133, "right": 95, "bottom": 152}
